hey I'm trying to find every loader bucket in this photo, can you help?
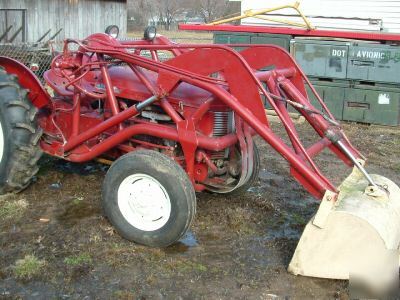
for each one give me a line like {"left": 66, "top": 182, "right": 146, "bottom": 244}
{"left": 288, "top": 166, "right": 400, "bottom": 280}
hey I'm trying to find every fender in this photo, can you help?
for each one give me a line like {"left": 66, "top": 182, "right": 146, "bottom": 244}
{"left": 0, "top": 56, "right": 51, "bottom": 108}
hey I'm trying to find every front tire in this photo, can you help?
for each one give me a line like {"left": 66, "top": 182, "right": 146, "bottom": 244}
{"left": 102, "top": 150, "right": 196, "bottom": 247}
{"left": 0, "top": 67, "right": 43, "bottom": 194}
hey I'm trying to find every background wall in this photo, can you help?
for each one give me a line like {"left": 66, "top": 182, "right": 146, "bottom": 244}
{"left": 0, "top": 0, "right": 127, "bottom": 43}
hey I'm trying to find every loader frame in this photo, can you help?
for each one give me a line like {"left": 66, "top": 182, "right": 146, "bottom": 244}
{"left": 0, "top": 33, "right": 364, "bottom": 199}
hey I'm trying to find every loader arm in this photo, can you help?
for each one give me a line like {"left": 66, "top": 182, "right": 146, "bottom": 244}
{"left": 156, "top": 44, "right": 357, "bottom": 198}
{"left": 48, "top": 34, "right": 368, "bottom": 199}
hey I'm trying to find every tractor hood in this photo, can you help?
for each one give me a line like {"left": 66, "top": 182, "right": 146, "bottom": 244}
{"left": 94, "top": 65, "right": 226, "bottom": 110}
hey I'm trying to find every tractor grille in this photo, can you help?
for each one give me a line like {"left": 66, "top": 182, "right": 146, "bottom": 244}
{"left": 213, "top": 111, "right": 231, "bottom": 137}
{"left": 211, "top": 111, "right": 233, "bottom": 159}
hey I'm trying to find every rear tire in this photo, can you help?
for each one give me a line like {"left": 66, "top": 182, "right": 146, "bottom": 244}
{"left": 0, "top": 67, "right": 43, "bottom": 194}
{"left": 102, "top": 150, "right": 196, "bottom": 247}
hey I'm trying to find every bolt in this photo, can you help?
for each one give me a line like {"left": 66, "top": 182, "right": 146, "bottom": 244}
{"left": 326, "top": 195, "right": 332, "bottom": 201}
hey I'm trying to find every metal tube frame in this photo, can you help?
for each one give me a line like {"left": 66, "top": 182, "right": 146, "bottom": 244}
{"left": 40, "top": 34, "right": 366, "bottom": 199}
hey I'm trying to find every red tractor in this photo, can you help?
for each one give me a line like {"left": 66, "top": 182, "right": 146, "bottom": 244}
{"left": 0, "top": 26, "right": 399, "bottom": 281}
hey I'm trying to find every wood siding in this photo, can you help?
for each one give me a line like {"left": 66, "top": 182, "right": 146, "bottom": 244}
{"left": 0, "top": 0, "right": 127, "bottom": 42}
{"left": 239, "top": 0, "right": 400, "bottom": 33}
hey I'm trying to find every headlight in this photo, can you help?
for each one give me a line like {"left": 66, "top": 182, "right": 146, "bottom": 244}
{"left": 105, "top": 25, "right": 119, "bottom": 39}
{"left": 144, "top": 26, "right": 157, "bottom": 41}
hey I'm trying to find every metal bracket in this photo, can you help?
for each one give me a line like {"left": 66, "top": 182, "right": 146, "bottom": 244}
{"left": 313, "top": 190, "right": 337, "bottom": 228}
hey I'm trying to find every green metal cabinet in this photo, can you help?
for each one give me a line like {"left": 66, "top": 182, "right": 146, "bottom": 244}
{"left": 302, "top": 79, "right": 348, "bottom": 120}
{"left": 347, "top": 43, "right": 400, "bottom": 84}
{"left": 213, "top": 32, "right": 251, "bottom": 44}
{"left": 212, "top": 34, "right": 400, "bottom": 126}
{"left": 343, "top": 84, "right": 400, "bottom": 126}
{"left": 213, "top": 32, "right": 292, "bottom": 51}
{"left": 250, "top": 33, "right": 292, "bottom": 51}
{"left": 287, "top": 79, "right": 347, "bottom": 120}
{"left": 213, "top": 32, "right": 252, "bottom": 52}
{"left": 291, "top": 39, "right": 350, "bottom": 79}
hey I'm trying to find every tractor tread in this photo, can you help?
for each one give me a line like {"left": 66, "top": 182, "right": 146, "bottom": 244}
{"left": 0, "top": 82, "right": 20, "bottom": 89}
{"left": 14, "top": 122, "right": 36, "bottom": 134}
{"left": 0, "top": 69, "right": 43, "bottom": 194}
{"left": 7, "top": 100, "right": 30, "bottom": 110}
{"left": 30, "top": 128, "right": 43, "bottom": 146}
{"left": 28, "top": 106, "right": 38, "bottom": 122}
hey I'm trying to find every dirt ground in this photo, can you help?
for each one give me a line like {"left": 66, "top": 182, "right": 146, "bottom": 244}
{"left": 0, "top": 121, "right": 399, "bottom": 299}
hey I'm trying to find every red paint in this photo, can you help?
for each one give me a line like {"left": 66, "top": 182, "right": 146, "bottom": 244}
{"left": 0, "top": 56, "right": 51, "bottom": 108}
{"left": 1, "top": 32, "right": 366, "bottom": 198}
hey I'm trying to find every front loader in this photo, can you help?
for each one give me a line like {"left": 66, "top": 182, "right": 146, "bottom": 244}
{"left": 0, "top": 26, "right": 398, "bottom": 281}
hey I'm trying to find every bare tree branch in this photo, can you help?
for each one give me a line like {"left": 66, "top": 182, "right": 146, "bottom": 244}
{"left": 196, "top": 0, "right": 229, "bottom": 23}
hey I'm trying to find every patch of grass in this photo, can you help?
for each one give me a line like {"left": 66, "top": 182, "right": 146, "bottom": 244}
{"left": 226, "top": 207, "right": 256, "bottom": 235}
{"left": 164, "top": 258, "right": 208, "bottom": 273}
{"left": 64, "top": 253, "right": 92, "bottom": 266}
{"left": 0, "top": 197, "right": 28, "bottom": 221}
{"left": 193, "top": 262, "right": 208, "bottom": 272}
{"left": 14, "top": 255, "right": 46, "bottom": 280}
{"left": 291, "top": 213, "right": 307, "bottom": 226}
{"left": 72, "top": 196, "right": 84, "bottom": 205}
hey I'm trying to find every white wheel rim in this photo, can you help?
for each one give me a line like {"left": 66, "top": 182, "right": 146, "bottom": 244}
{"left": 0, "top": 119, "right": 4, "bottom": 162}
{"left": 117, "top": 173, "right": 171, "bottom": 232}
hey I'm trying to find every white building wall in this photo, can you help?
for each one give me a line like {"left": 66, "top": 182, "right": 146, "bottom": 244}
{"left": 239, "top": 0, "right": 400, "bottom": 33}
